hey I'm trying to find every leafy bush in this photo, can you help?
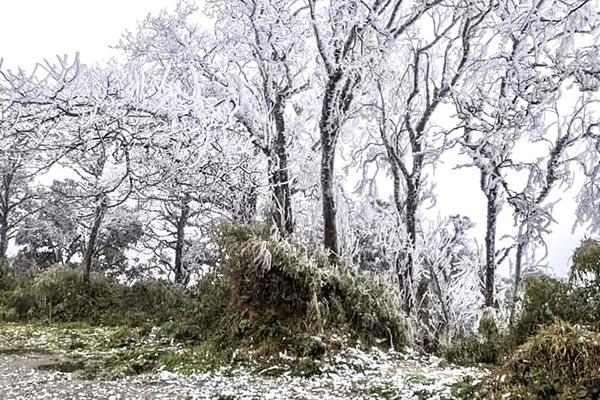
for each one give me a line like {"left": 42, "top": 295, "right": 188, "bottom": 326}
{"left": 0, "top": 261, "right": 14, "bottom": 291}
{"left": 32, "top": 266, "right": 120, "bottom": 322}
{"left": 479, "top": 320, "right": 600, "bottom": 399}
{"left": 0, "top": 266, "right": 200, "bottom": 331}
{"left": 571, "top": 238, "right": 600, "bottom": 286}
{"left": 121, "top": 279, "right": 197, "bottom": 325}
{"left": 510, "top": 275, "right": 575, "bottom": 345}
{"left": 511, "top": 274, "right": 600, "bottom": 347}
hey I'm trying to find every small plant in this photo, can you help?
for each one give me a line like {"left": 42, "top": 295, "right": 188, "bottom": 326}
{"left": 443, "top": 310, "right": 505, "bottom": 366}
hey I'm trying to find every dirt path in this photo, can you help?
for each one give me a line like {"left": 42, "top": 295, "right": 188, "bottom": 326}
{"left": 0, "top": 353, "right": 364, "bottom": 399}
{"left": 0, "top": 351, "right": 483, "bottom": 400}
{"left": 0, "top": 324, "right": 485, "bottom": 399}
{"left": 0, "top": 355, "right": 332, "bottom": 400}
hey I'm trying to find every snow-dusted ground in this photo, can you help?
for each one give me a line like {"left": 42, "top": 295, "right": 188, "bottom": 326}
{"left": 0, "top": 347, "right": 485, "bottom": 399}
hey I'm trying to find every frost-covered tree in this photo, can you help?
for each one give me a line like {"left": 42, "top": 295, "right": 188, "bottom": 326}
{"left": 416, "top": 216, "right": 482, "bottom": 342}
{"left": 14, "top": 180, "right": 83, "bottom": 268}
{"left": 366, "top": 1, "right": 490, "bottom": 312}
{"left": 576, "top": 124, "right": 600, "bottom": 234}
{"left": 574, "top": 48, "right": 600, "bottom": 236}
{"left": 121, "top": 1, "right": 312, "bottom": 239}
{"left": 508, "top": 98, "right": 600, "bottom": 321}
{"left": 134, "top": 122, "right": 257, "bottom": 284}
{"left": 14, "top": 180, "right": 143, "bottom": 277}
{"left": 117, "top": 3, "right": 271, "bottom": 282}
{"left": 210, "top": 0, "right": 313, "bottom": 236}
{"left": 308, "top": 0, "right": 449, "bottom": 259}
{"left": 454, "top": 0, "right": 599, "bottom": 307}
{"left": 0, "top": 56, "right": 80, "bottom": 261}
{"left": 35, "top": 62, "right": 174, "bottom": 279}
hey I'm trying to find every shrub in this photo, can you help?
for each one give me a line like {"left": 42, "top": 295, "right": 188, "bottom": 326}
{"left": 122, "top": 279, "right": 197, "bottom": 325}
{"left": 481, "top": 320, "right": 600, "bottom": 399}
{"left": 7, "top": 285, "right": 37, "bottom": 320}
{"left": 443, "top": 310, "right": 505, "bottom": 365}
{"left": 571, "top": 238, "right": 600, "bottom": 286}
{"left": 510, "top": 275, "right": 600, "bottom": 346}
{"left": 192, "top": 269, "right": 233, "bottom": 341}
{"left": 0, "top": 262, "right": 35, "bottom": 319}
{"left": 0, "top": 261, "right": 15, "bottom": 291}
{"left": 510, "top": 275, "right": 573, "bottom": 345}
{"left": 0, "top": 266, "right": 201, "bottom": 330}
{"left": 508, "top": 242, "right": 600, "bottom": 347}
{"left": 32, "top": 266, "right": 122, "bottom": 322}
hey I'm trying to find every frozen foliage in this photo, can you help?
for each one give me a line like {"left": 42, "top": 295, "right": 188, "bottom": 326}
{"left": 1, "top": 0, "right": 600, "bottom": 346}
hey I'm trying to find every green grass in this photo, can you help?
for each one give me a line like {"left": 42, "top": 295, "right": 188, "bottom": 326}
{"left": 0, "top": 322, "right": 358, "bottom": 380}
{"left": 0, "top": 322, "right": 229, "bottom": 379}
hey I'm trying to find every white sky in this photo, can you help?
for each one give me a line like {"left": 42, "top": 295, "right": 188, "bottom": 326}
{"left": 0, "top": 0, "right": 178, "bottom": 69}
{"left": 0, "top": 0, "right": 587, "bottom": 276}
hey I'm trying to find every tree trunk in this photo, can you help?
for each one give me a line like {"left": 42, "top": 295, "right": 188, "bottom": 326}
{"left": 484, "top": 183, "right": 499, "bottom": 308}
{"left": 0, "top": 211, "right": 8, "bottom": 262}
{"left": 390, "top": 165, "right": 404, "bottom": 281}
{"left": 509, "top": 239, "right": 525, "bottom": 322}
{"left": 387, "top": 148, "right": 422, "bottom": 314}
{"left": 0, "top": 173, "right": 13, "bottom": 261}
{"left": 403, "top": 180, "right": 420, "bottom": 313}
{"left": 319, "top": 75, "right": 342, "bottom": 260}
{"left": 0, "top": 216, "right": 8, "bottom": 262}
{"left": 174, "top": 197, "right": 190, "bottom": 285}
{"left": 318, "top": 71, "right": 357, "bottom": 260}
{"left": 271, "top": 96, "right": 294, "bottom": 236}
{"left": 321, "top": 145, "right": 338, "bottom": 260}
{"left": 509, "top": 144, "right": 562, "bottom": 321}
{"left": 82, "top": 195, "right": 108, "bottom": 281}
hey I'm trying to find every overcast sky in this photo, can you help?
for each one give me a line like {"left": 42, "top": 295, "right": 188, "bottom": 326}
{"left": 0, "top": 0, "right": 587, "bottom": 276}
{"left": 0, "top": 0, "right": 177, "bottom": 69}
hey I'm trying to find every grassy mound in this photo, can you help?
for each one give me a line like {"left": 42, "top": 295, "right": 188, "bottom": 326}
{"left": 217, "top": 224, "right": 406, "bottom": 349}
{"left": 468, "top": 320, "right": 600, "bottom": 399}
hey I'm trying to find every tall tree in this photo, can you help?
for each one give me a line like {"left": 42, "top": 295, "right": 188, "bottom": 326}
{"left": 455, "top": 0, "right": 599, "bottom": 307}
{"left": 308, "top": 0, "right": 447, "bottom": 260}
{"left": 0, "top": 57, "right": 77, "bottom": 261}
{"left": 212, "top": 0, "right": 312, "bottom": 236}
{"left": 369, "top": 2, "right": 490, "bottom": 312}
{"left": 41, "top": 63, "right": 171, "bottom": 279}
{"left": 122, "top": 1, "right": 311, "bottom": 237}
{"left": 508, "top": 98, "right": 599, "bottom": 321}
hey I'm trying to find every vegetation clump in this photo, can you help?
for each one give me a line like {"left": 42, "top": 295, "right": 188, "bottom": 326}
{"left": 217, "top": 224, "right": 406, "bottom": 349}
{"left": 509, "top": 275, "right": 579, "bottom": 345}
{"left": 443, "top": 310, "right": 505, "bottom": 366}
{"left": 571, "top": 238, "right": 600, "bottom": 286}
{"left": 0, "top": 265, "right": 199, "bottom": 327}
{"left": 510, "top": 240, "right": 600, "bottom": 346}
{"left": 477, "top": 320, "right": 600, "bottom": 399}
